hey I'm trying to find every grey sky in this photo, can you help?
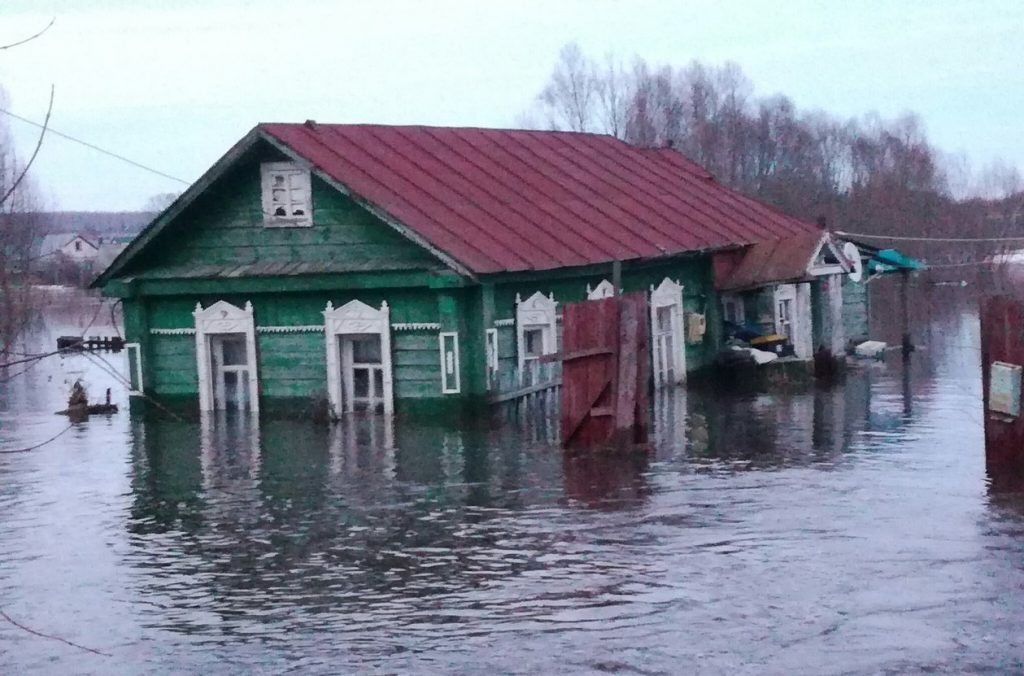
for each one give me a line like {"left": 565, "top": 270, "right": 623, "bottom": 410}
{"left": 1, "top": 0, "right": 1021, "bottom": 210}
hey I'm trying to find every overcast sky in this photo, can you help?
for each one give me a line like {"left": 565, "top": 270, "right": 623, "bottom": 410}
{"left": 0, "top": 0, "right": 1021, "bottom": 211}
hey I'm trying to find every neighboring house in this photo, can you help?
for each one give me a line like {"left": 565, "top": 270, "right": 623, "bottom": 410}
{"left": 713, "top": 232, "right": 855, "bottom": 359}
{"left": 38, "top": 233, "right": 100, "bottom": 262}
{"left": 95, "top": 237, "right": 134, "bottom": 271}
{"left": 93, "top": 122, "right": 827, "bottom": 415}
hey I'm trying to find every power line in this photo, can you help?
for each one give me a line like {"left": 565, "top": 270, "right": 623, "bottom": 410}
{"left": 836, "top": 230, "right": 1024, "bottom": 243}
{"left": 0, "top": 423, "right": 74, "bottom": 455}
{"left": 0, "top": 107, "right": 189, "bottom": 185}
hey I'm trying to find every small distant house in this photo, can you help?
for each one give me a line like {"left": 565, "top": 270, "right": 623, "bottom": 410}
{"left": 94, "top": 122, "right": 841, "bottom": 415}
{"left": 39, "top": 233, "right": 99, "bottom": 263}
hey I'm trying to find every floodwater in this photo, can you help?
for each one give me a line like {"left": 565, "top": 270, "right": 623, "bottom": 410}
{"left": 1, "top": 287, "right": 1023, "bottom": 675}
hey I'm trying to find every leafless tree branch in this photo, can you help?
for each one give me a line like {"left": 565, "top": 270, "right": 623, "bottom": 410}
{"left": 0, "top": 84, "right": 53, "bottom": 208}
{"left": 0, "top": 17, "right": 55, "bottom": 51}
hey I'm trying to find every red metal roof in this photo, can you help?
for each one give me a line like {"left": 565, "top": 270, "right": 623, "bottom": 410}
{"left": 259, "top": 123, "right": 819, "bottom": 275}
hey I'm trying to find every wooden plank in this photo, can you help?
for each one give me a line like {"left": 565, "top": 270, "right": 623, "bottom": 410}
{"left": 538, "top": 346, "right": 614, "bottom": 363}
{"left": 561, "top": 295, "right": 618, "bottom": 448}
{"left": 614, "top": 293, "right": 640, "bottom": 435}
{"left": 563, "top": 381, "right": 611, "bottom": 444}
{"left": 488, "top": 378, "right": 562, "bottom": 403}
{"left": 632, "top": 292, "right": 650, "bottom": 445}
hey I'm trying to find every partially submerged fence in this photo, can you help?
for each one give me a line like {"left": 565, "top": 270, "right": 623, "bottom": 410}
{"left": 490, "top": 292, "right": 650, "bottom": 452}
{"left": 980, "top": 295, "right": 1024, "bottom": 491}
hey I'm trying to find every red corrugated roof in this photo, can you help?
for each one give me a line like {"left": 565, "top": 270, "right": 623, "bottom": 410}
{"left": 259, "top": 123, "right": 818, "bottom": 275}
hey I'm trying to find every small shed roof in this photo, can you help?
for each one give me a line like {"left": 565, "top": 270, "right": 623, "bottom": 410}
{"left": 716, "top": 232, "right": 845, "bottom": 291}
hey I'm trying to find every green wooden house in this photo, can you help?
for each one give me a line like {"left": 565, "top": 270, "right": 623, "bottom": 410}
{"left": 94, "top": 122, "right": 821, "bottom": 416}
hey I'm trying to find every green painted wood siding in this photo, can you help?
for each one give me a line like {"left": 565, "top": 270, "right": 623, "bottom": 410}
{"left": 843, "top": 277, "right": 870, "bottom": 344}
{"left": 125, "top": 145, "right": 438, "bottom": 276}
{"left": 150, "top": 334, "right": 198, "bottom": 395}
{"left": 488, "top": 257, "right": 721, "bottom": 372}
{"left": 134, "top": 289, "right": 448, "bottom": 405}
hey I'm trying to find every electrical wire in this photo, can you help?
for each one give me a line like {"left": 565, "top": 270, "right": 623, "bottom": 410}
{"left": 0, "top": 107, "right": 189, "bottom": 185}
{"left": 0, "top": 423, "right": 74, "bottom": 455}
{"left": 80, "top": 350, "right": 187, "bottom": 422}
{"left": 836, "top": 230, "right": 1024, "bottom": 243}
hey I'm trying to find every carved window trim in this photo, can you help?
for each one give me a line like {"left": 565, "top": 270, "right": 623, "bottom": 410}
{"left": 194, "top": 300, "right": 260, "bottom": 412}
{"left": 323, "top": 300, "right": 394, "bottom": 418}
{"left": 515, "top": 291, "right": 557, "bottom": 377}
{"left": 650, "top": 278, "right": 686, "bottom": 385}
{"left": 586, "top": 279, "right": 615, "bottom": 299}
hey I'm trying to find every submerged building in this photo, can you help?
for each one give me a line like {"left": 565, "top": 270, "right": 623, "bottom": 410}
{"left": 95, "top": 122, "right": 870, "bottom": 416}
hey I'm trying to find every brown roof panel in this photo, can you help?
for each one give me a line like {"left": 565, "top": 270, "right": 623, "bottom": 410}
{"left": 717, "top": 232, "right": 832, "bottom": 291}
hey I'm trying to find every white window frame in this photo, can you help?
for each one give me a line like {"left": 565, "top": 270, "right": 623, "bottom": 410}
{"left": 324, "top": 300, "right": 394, "bottom": 418}
{"left": 261, "top": 161, "right": 313, "bottom": 227}
{"left": 586, "top": 279, "right": 615, "bottom": 299}
{"left": 125, "top": 342, "right": 144, "bottom": 395}
{"left": 515, "top": 291, "right": 557, "bottom": 381}
{"left": 773, "top": 283, "right": 813, "bottom": 359}
{"left": 485, "top": 327, "right": 499, "bottom": 389}
{"left": 650, "top": 277, "right": 686, "bottom": 386}
{"left": 194, "top": 300, "right": 259, "bottom": 413}
{"left": 439, "top": 332, "right": 461, "bottom": 394}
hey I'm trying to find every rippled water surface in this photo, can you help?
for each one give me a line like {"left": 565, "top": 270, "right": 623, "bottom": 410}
{"left": 1, "top": 289, "right": 1023, "bottom": 674}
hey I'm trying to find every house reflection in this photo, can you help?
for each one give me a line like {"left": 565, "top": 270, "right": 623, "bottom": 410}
{"left": 121, "top": 360, "right": 937, "bottom": 635}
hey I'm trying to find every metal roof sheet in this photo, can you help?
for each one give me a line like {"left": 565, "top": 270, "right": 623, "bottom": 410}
{"left": 716, "top": 232, "right": 830, "bottom": 291}
{"left": 259, "top": 124, "right": 819, "bottom": 275}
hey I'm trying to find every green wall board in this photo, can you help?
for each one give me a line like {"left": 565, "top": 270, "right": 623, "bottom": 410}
{"left": 125, "top": 143, "right": 439, "bottom": 278}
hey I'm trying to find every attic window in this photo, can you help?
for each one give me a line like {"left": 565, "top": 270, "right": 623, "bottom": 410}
{"left": 261, "top": 162, "right": 312, "bottom": 227}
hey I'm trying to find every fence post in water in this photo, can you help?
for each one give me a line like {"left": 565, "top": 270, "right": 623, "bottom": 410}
{"left": 900, "top": 270, "right": 914, "bottom": 357}
{"left": 980, "top": 295, "right": 1024, "bottom": 491}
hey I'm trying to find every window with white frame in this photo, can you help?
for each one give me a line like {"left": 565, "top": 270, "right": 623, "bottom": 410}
{"left": 193, "top": 300, "right": 260, "bottom": 413}
{"left": 485, "top": 328, "right": 499, "bottom": 389}
{"left": 440, "top": 332, "right": 461, "bottom": 394}
{"left": 650, "top": 278, "right": 686, "bottom": 386}
{"left": 323, "top": 300, "right": 394, "bottom": 418}
{"left": 261, "top": 162, "right": 312, "bottom": 227}
{"left": 516, "top": 291, "right": 557, "bottom": 385}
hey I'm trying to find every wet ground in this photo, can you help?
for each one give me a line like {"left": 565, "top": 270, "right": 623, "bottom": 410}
{"left": 1, "top": 288, "right": 1023, "bottom": 674}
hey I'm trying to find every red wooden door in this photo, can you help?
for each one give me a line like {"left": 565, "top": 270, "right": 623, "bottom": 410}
{"left": 560, "top": 292, "right": 649, "bottom": 450}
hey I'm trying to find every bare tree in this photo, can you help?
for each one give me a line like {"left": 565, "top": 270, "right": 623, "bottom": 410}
{"left": 0, "top": 20, "right": 56, "bottom": 353}
{"left": 594, "top": 53, "right": 630, "bottom": 139}
{"left": 142, "top": 191, "right": 181, "bottom": 212}
{"left": 523, "top": 41, "right": 1021, "bottom": 285}
{"left": 537, "top": 43, "right": 599, "bottom": 132}
{"left": 0, "top": 87, "right": 45, "bottom": 353}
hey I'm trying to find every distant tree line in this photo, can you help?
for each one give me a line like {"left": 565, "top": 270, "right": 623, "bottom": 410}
{"left": 523, "top": 44, "right": 1024, "bottom": 269}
